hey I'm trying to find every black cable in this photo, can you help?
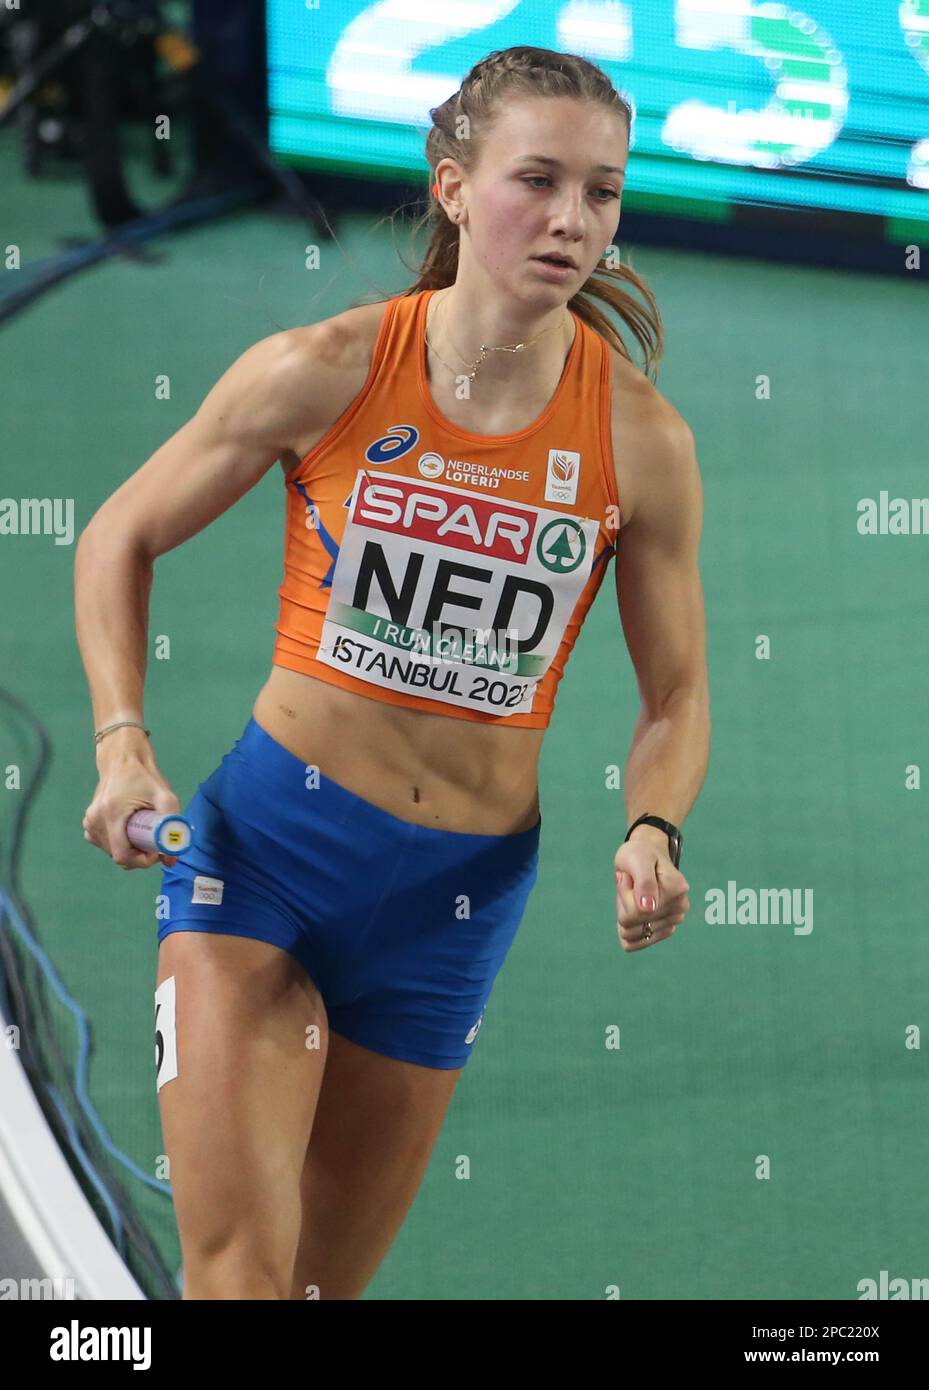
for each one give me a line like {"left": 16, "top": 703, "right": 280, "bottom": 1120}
{"left": 0, "top": 686, "right": 179, "bottom": 1299}
{"left": 0, "top": 179, "right": 268, "bottom": 329}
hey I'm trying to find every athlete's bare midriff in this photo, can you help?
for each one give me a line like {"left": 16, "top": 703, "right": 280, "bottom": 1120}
{"left": 252, "top": 667, "right": 544, "bottom": 834}
{"left": 249, "top": 291, "right": 644, "bottom": 836}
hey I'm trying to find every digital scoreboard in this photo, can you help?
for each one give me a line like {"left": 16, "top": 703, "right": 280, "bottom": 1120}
{"left": 267, "top": 1, "right": 929, "bottom": 252}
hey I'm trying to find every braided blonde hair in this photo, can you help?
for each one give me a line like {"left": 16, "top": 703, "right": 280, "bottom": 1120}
{"left": 359, "top": 46, "right": 663, "bottom": 381}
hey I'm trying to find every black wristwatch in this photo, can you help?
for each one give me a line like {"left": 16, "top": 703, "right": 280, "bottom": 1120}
{"left": 624, "top": 813, "right": 683, "bottom": 868}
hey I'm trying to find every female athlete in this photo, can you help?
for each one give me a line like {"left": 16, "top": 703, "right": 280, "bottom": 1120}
{"left": 76, "top": 46, "right": 709, "bottom": 1300}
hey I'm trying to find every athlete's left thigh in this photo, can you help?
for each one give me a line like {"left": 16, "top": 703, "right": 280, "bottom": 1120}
{"left": 290, "top": 1031, "right": 463, "bottom": 1300}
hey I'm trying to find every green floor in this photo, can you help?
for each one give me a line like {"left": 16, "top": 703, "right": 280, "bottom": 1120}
{"left": 3, "top": 129, "right": 929, "bottom": 1299}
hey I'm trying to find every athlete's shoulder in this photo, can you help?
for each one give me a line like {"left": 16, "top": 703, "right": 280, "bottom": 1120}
{"left": 606, "top": 341, "right": 682, "bottom": 426}
{"left": 606, "top": 344, "right": 697, "bottom": 528}
{"left": 290, "top": 296, "right": 395, "bottom": 372}
{"left": 260, "top": 298, "right": 398, "bottom": 470}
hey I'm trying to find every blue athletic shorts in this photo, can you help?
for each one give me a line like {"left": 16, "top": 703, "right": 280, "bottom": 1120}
{"left": 157, "top": 717, "right": 541, "bottom": 1069}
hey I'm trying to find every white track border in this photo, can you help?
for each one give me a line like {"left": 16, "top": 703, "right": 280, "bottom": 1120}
{"left": 0, "top": 998, "right": 145, "bottom": 1299}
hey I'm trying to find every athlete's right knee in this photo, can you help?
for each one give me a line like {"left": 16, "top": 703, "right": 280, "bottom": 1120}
{"left": 155, "top": 931, "right": 328, "bottom": 1299}
{"left": 181, "top": 1215, "right": 303, "bottom": 1300}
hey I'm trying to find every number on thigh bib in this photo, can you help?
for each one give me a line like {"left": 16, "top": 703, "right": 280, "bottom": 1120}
{"left": 155, "top": 975, "right": 179, "bottom": 1091}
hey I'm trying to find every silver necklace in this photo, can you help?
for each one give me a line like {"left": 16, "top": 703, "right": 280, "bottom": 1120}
{"left": 424, "top": 291, "right": 569, "bottom": 382}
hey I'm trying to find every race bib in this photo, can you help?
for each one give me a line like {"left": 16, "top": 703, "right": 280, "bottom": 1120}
{"left": 316, "top": 470, "right": 599, "bottom": 716}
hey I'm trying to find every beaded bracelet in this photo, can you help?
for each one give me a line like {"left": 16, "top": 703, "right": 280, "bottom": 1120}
{"left": 94, "top": 720, "right": 151, "bottom": 745}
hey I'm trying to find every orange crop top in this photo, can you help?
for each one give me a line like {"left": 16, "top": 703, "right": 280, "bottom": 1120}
{"left": 272, "top": 288, "right": 620, "bottom": 729}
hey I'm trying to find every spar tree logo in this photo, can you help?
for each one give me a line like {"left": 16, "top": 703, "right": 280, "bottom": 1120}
{"left": 536, "top": 517, "right": 586, "bottom": 573}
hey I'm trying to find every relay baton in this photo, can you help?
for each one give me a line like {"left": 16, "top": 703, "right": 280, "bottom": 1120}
{"left": 125, "top": 809, "right": 195, "bottom": 856}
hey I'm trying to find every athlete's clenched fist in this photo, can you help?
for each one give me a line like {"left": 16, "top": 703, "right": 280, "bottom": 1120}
{"left": 614, "top": 829, "right": 690, "bottom": 952}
